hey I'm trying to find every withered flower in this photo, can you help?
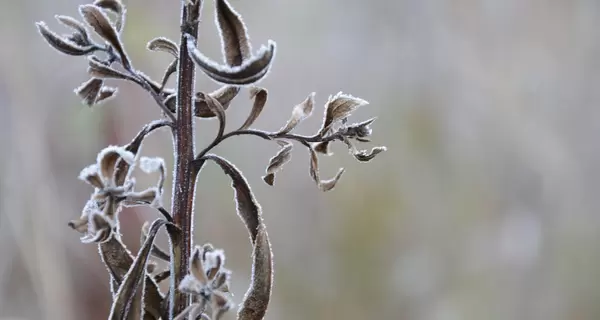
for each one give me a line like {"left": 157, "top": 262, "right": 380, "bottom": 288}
{"left": 178, "top": 244, "right": 233, "bottom": 320}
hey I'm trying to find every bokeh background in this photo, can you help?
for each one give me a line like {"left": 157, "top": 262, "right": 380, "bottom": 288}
{"left": 2, "top": 0, "right": 600, "bottom": 319}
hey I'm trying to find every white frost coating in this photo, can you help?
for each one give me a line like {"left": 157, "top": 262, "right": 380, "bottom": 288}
{"left": 78, "top": 164, "right": 99, "bottom": 181}
{"left": 179, "top": 274, "right": 203, "bottom": 293}
{"left": 203, "top": 249, "right": 225, "bottom": 272}
{"left": 96, "top": 145, "right": 135, "bottom": 167}
{"left": 140, "top": 157, "right": 165, "bottom": 173}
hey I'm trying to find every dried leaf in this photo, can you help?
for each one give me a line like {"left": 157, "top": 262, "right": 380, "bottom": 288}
{"left": 87, "top": 57, "right": 138, "bottom": 82}
{"left": 195, "top": 86, "right": 240, "bottom": 118}
{"left": 79, "top": 4, "right": 131, "bottom": 69}
{"left": 353, "top": 146, "right": 387, "bottom": 162}
{"left": 75, "top": 78, "right": 104, "bottom": 106}
{"left": 262, "top": 141, "right": 292, "bottom": 186}
{"left": 160, "top": 59, "right": 178, "bottom": 90}
{"left": 277, "top": 92, "right": 315, "bottom": 134}
{"left": 109, "top": 219, "right": 171, "bottom": 320}
{"left": 202, "top": 154, "right": 262, "bottom": 241}
{"left": 99, "top": 238, "right": 165, "bottom": 319}
{"left": 147, "top": 37, "right": 179, "bottom": 58}
{"left": 187, "top": 35, "right": 276, "bottom": 85}
{"left": 78, "top": 164, "right": 104, "bottom": 189}
{"left": 140, "top": 221, "right": 171, "bottom": 261}
{"left": 215, "top": 0, "right": 251, "bottom": 66}
{"left": 313, "top": 141, "right": 332, "bottom": 156}
{"left": 96, "top": 87, "right": 118, "bottom": 104}
{"left": 197, "top": 92, "right": 227, "bottom": 140}
{"left": 96, "top": 145, "right": 134, "bottom": 184}
{"left": 93, "top": 0, "right": 126, "bottom": 32}
{"left": 36, "top": 21, "right": 96, "bottom": 56}
{"left": 238, "top": 224, "right": 273, "bottom": 320}
{"left": 308, "top": 146, "right": 344, "bottom": 192}
{"left": 319, "top": 92, "right": 369, "bottom": 136}
{"left": 55, "top": 15, "right": 91, "bottom": 45}
{"left": 239, "top": 87, "right": 267, "bottom": 130}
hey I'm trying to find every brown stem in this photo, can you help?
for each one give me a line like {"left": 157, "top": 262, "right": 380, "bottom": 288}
{"left": 169, "top": 0, "right": 202, "bottom": 318}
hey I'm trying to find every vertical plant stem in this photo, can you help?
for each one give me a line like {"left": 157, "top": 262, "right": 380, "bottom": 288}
{"left": 170, "top": 0, "right": 202, "bottom": 318}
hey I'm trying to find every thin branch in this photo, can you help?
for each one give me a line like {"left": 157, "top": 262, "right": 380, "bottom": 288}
{"left": 193, "top": 128, "right": 344, "bottom": 169}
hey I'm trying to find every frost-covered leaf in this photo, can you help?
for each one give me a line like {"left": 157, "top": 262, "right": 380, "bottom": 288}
{"left": 147, "top": 37, "right": 179, "bottom": 57}
{"left": 215, "top": 0, "right": 251, "bottom": 66}
{"left": 108, "top": 219, "right": 172, "bottom": 320}
{"left": 239, "top": 87, "right": 267, "bottom": 130}
{"left": 79, "top": 4, "right": 131, "bottom": 69}
{"left": 262, "top": 141, "right": 292, "bottom": 186}
{"left": 93, "top": 0, "right": 125, "bottom": 32}
{"left": 55, "top": 15, "right": 91, "bottom": 45}
{"left": 87, "top": 56, "right": 138, "bottom": 82}
{"left": 95, "top": 86, "right": 118, "bottom": 104}
{"left": 36, "top": 21, "right": 96, "bottom": 56}
{"left": 198, "top": 92, "right": 227, "bottom": 140}
{"left": 75, "top": 78, "right": 104, "bottom": 106}
{"left": 195, "top": 85, "right": 240, "bottom": 118}
{"left": 319, "top": 92, "right": 369, "bottom": 136}
{"left": 238, "top": 224, "right": 273, "bottom": 320}
{"left": 202, "top": 154, "right": 261, "bottom": 241}
{"left": 308, "top": 146, "right": 344, "bottom": 192}
{"left": 187, "top": 35, "right": 276, "bottom": 85}
{"left": 277, "top": 92, "right": 315, "bottom": 134}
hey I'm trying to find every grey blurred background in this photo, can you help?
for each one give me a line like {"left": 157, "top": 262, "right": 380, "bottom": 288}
{"left": 2, "top": 0, "right": 600, "bottom": 319}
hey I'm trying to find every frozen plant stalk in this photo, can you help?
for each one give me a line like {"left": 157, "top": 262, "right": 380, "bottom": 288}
{"left": 36, "top": 0, "right": 386, "bottom": 319}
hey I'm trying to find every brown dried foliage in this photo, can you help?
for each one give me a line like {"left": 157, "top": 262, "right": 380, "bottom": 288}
{"left": 36, "top": 0, "right": 385, "bottom": 319}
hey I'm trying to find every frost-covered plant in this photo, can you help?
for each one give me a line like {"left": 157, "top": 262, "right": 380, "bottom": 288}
{"left": 36, "top": 0, "right": 386, "bottom": 319}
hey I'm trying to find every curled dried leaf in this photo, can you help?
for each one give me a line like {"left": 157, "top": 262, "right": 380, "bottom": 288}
{"left": 98, "top": 237, "right": 165, "bottom": 319}
{"left": 238, "top": 224, "right": 273, "bottom": 320}
{"left": 93, "top": 0, "right": 126, "bottom": 32}
{"left": 75, "top": 78, "right": 104, "bottom": 106}
{"left": 239, "top": 87, "right": 267, "bottom": 130}
{"left": 108, "top": 219, "right": 171, "bottom": 320}
{"left": 87, "top": 57, "right": 138, "bottom": 82}
{"left": 55, "top": 15, "right": 91, "bottom": 45}
{"left": 313, "top": 141, "right": 332, "bottom": 156}
{"left": 277, "top": 92, "right": 315, "bottom": 134}
{"left": 187, "top": 35, "right": 276, "bottom": 85}
{"left": 79, "top": 4, "right": 131, "bottom": 69}
{"left": 97, "top": 145, "right": 135, "bottom": 184}
{"left": 95, "top": 86, "right": 118, "bottom": 104}
{"left": 147, "top": 37, "right": 179, "bottom": 58}
{"left": 262, "top": 141, "right": 292, "bottom": 186}
{"left": 308, "top": 146, "right": 344, "bottom": 192}
{"left": 79, "top": 164, "right": 104, "bottom": 189}
{"left": 319, "top": 92, "right": 369, "bottom": 136}
{"left": 202, "top": 154, "right": 262, "bottom": 242}
{"left": 195, "top": 85, "right": 240, "bottom": 118}
{"left": 215, "top": 0, "right": 252, "bottom": 66}
{"left": 160, "top": 59, "right": 178, "bottom": 90}
{"left": 36, "top": 21, "right": 96, "bottom": 56}
{"left": 198, "top": 92, "right": 227, "bottom": 140}
{"left": 353, "top": 146, "right": 387, "bottom": 162}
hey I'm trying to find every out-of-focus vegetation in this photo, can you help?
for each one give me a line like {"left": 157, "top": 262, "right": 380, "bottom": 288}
{"left": 2, "top": 1, "right": 600, "bottom": 319}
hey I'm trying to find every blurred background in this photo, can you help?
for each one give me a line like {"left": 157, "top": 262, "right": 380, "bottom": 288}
{"left": 2, "top": 0, "right": 600, "bottom": 319}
